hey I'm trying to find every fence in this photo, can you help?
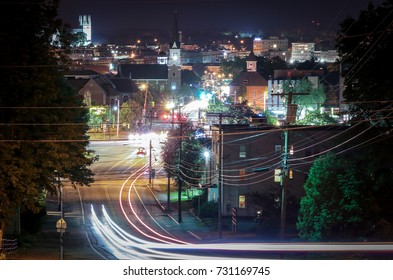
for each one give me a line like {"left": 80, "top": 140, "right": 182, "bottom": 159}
{"left": 1, "top": 239, "right": 18, "bottom": 254}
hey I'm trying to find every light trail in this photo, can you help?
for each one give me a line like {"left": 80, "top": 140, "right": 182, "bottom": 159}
{"left": 118, "top": 163, "right": 190, "bottom": 245}
{"left": 90, "top": 204, "right": 393, "bottom": 260}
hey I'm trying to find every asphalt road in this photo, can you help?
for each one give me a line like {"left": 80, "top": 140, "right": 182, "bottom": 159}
{"left": 8, "top": 139, "right": 393, "bottom": 260}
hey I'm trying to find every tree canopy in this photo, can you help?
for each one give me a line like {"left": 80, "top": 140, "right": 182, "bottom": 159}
{"left": 297, "top": 153, "right": 370, "bottom": 241}
{"left": 297, "top": 0, "right": 393, "bottom": 242}
{"left": 0, "top": 0, "right": 96, "bottom": 253}
{"left": 336, "top": 0, "right": 393, "bottom": 127}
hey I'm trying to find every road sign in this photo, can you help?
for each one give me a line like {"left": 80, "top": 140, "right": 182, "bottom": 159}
{"left": 56, "top": 218, "right": 67, "bottom": 233}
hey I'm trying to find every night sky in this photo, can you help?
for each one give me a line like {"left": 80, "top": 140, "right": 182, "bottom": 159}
{"left": 58, "top": 0, "right": 386, "bottom": 42}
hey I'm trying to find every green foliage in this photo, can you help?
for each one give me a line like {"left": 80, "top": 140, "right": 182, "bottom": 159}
{"left": 70, "top": 32, "right": 87, "bottom": 47}
{"left": 198, "top": 201, "right": 218, "bottom": 219}
{"left": 296, "top": 149, "right": 393, "bottom": 241}
{"left": 220, "top": 57, "right": 246, "bottom": 79}
{"left": 88, "top": 106, "right": 107, "bottom": 129}
{"left": 206, "top": 99, "right": 255, "bottom": 125}
{"left": 220, "top": 55, "right": 288, "bottom": 81}
{"left": 256, "top": 56, "right": 288, "bottom": 79}
{"left": 120, "top": 100, "right": 142, "bottom": 131}
{"left": 161, "top": 121, "right": 207, "bottom": 190}
{"left": 0, "top": 0, "right": 96, "bottom": 240}
{"left": 336, "top": 1, "right": 393, "bottom": 127}
{"left": 296, "top": 111, "right": 337, "bottom": 125}
{"left": 281, "top": 79, "right": 327, "bottom": 120}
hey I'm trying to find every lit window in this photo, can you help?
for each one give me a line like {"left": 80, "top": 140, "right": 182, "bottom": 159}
{"left": 239, "top": 145, "right": 246, "bottom": 158}
{"left": 239, "top": 195, "right": 246, "bottom": 208}
{"left": 289, "top": 169, "right": 294, "bottom": 179}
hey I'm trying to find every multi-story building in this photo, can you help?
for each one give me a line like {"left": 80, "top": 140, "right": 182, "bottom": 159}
{"left": 253, "top": 36, "right": 289, "bottom": 56}
{"left": 290, "top": 43, "right": 315, "bottom": 63}
{"left": 209, "top": 124, "right": 350, "bottom": 218}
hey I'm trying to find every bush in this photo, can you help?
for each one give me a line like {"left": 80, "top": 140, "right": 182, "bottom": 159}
{"left": 198, "top": 201, "right": 218, "bottom": 219}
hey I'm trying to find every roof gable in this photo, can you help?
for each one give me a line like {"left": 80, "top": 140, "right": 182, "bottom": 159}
{"left": 230, "top": 71, "right": 268, "bottom": 87}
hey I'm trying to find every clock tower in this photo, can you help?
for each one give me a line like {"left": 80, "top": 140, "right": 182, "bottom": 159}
{"left": 168, "top": 11, "right": 182, "bottom": 99}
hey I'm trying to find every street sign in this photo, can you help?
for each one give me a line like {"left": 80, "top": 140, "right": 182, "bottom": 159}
{"left": 56, "top": 218, "right": 67, "bottom": 233}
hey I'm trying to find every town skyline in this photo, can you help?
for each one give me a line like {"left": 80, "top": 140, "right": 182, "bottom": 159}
{"left": 59, "top": 0, "right": 385, "bottom": 44}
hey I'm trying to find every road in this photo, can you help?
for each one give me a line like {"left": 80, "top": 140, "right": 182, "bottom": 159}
{"left": 79, "top": 139, "right": 223, "bottom": 259}
{"left": 64, "top": 139, "right": 393, "bottom": 260}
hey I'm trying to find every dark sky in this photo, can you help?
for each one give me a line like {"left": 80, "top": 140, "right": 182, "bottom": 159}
{"left": 58, "top": 0, "right": 386, "bottom": 42}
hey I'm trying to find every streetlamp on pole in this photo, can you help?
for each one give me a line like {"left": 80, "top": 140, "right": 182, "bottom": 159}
{"left": 55, "top": 171, "right": 66, "bottom": 260}
{"left": 142, "top": 84, "right": 148, "bottom": 125}
{"left": 113, "top": 98, "right": 120, "bottom": 138}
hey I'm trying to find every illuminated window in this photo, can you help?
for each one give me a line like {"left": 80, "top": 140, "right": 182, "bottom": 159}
{"left": 239, "top": 145, "right": 246, "bottom": 158}
{"left": 239, "top": 195, "right": 246, "bottom": 208}
{"left": 289, "top": 169, "right": 293, "bottom": 179}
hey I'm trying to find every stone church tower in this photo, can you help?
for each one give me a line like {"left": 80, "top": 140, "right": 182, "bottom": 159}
{"left": 79, "top": 15, "right": 92, "bottom": 45}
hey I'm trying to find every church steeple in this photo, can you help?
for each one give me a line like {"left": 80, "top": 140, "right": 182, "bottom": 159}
{"left": 171, "top": 11, "right": 180, "bottom": 49}
{"left": 168, "top": 11, "right": 182, "bottom": 98}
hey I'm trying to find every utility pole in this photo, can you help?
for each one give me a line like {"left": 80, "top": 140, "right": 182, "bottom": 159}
{"left": 271, "top": 90, "right": 308, "bottom": 241}
{"left": 116, "top": 98, "right": 120, "bottom": 138}
{"left": 178, "top": 122, "right": 183, "bottom": 223}
{"left": 207, "top": 112, "right": 231, "bottom": 239}
{"left": 218, "top": 113, "right": 223, "bottom": 239}
{"left": 166, "top": 102, "right": 178, "bottom": 212}
{"left": 149, "top": 139, "right": 152, "bottom": 185}
{"left": 280, "top": 129, "right": 288, "bottom": 241}
{"left": 142, "top": 84, "right": 148, "bottom": 125}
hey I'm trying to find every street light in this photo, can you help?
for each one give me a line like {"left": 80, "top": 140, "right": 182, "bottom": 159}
{"left": 142, "top": 84, "right": 148, "bottom": 125}
{"left": 166, "top": 101, "right": 175, "bottom": 130}
{"left": 54, "top": 170, "right": 66, "bottom": 260}
{"left": 113, "top": 98, "right": 120, "bottom": 138}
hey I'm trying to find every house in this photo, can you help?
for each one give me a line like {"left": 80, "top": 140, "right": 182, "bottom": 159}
{"left": 208, "top": 123, "right": 350, "bottom": 217}
{"left": 65, "top": 69, "right": 138, "bottom": 107}
{"left": 229, "top": 52, "right": 268, "bottom": 113}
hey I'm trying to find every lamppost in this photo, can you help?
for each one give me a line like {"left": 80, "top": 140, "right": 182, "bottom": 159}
{"left": 54, "top": 171, "right": 66, "bottom": 260}
{"left": 142, "top": 84, "right": 148, "bottom": 125}
{"left": 200, "top": 150, "right": 210, "bottom": 216}
{"left": 113, "top": 98, "right": 120, "bottom": 138}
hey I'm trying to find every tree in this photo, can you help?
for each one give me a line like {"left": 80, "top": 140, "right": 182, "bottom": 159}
{"left": 161, "top": 120, "right": 206, "bottom": 196}
{"left": 280, "top": 79, "right": 326, "bottom": 120}
{"left": 71, "top": 31, "right": 87, "bottom": 47}
{"left": 220, "top": 57, "right": 246, "bottom": 79}
{"left": 296, "top": 111, "right": 337, "bottom": 125}
{"left": 0, "top": 0, "right": 96, "bottom": 256}
{"left": 206, "top": 99, "right": 256, "bottom": 125}
{"left": 88, "top": 106, "right": 107, "bottom": 131}
{"left": 120, "top": 100, "right": 142, "bottom": 131}
{"left": 297, "top": 153, "right": 372, "bottom": 241}
{"left": 336, "top": 0, "right": 393, "bottom": 127}
{"left": 256, "top": 56, "right": 288, "bottom": 79}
